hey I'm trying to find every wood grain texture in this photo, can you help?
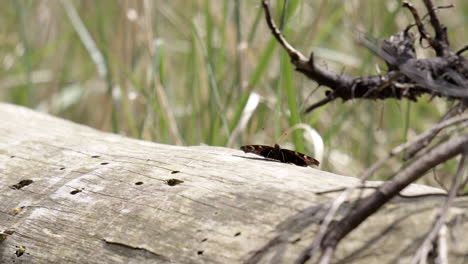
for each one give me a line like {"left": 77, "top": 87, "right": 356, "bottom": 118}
{"left": 0, "top": 103, "right": 466, "bottom": 264}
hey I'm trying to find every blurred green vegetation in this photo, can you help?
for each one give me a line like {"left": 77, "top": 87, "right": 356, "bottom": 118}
{"left": 1, "top": 0, "right": 467, "bottom": 183}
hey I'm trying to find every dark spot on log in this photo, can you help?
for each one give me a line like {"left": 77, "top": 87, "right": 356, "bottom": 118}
{"left": 166, "top": 179, "right": 184, "bottom": 186}
{"left": 234, "top": 232, "right": 241, "bottom": 237}
{"left": 8, "top": 206, "right": 24, "bottom": 216}
{"left": 10, "top": 155, "right": 15, "bottom": 158}
{"left": 10, "top": 180, "right": 33, "bottom": 190}
{"left": 135, "top": 181, "right": 144, "bottom": 185}
{"left": 197, "top": 250, "right": 204, "bottom": 255}
{"left": 171, "top": 170, "right": 180, "bottom": 174}
{"left": 292, "top": 237, "right": 301, "bottom": 244}
{"left": 15, "top": 245, "right": 26, "bottom": 257}
{"left": 91, "top": 155, "right": 100, "bottom": 158}
{"left": 3, "top": 229, "right": 15, "bottom": 235}
{"left": 0, "top": 229, "right": 15, "bottom": 242}
{"left": 59, "top": 167, "right": 65, "bottom": 170}
{"left": 100, "top": 162, "right": 109, "bottom": 165}
{"left": 201, "top": 238, "right": 208, "bottom": 242}
{"left": 70, "top": 189, "right": 83, "bottom": 195}
{"left": 213, "top": 211, "right": 219, "bottom": 215}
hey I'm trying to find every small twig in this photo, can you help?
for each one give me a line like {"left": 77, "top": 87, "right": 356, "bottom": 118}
{"left": 433, "top": 169, "right": 449, "bottom": 192}
{"left": 314, "top": 186, "right": 374, "bottom": 195}
{"left": 316, "top": 185, "right": 447, "bottom": 199}
{"left": 361, "top": 112, "right": 468, "bottom": 179}
{"left": 402, "top": 1, "right": 437, "bottom": 51}
{"left": 301, "top": 84, "right": 322, "bottom": 111}
{"left": 422, "top": 0, "right": 450, "bottom": 55}
{"left": 456, "top": 45, "right": 468, "bottom": 56}
{"left": 304, "top": 93, "right": 336, "bottom": 113}
{"left": 410, "top": 150, "right": 466, "bottom": 264}
{"left": 397, "top": 3, "right": 453, "bottom": 52}
{"left": 420, "top": 4, "right": 454, "bottom": 22}
{"left": 407, "top": 3, "right": 454, "bottom": 46}
{"left": 261, "top": 0, "right": 307, "bottom": 62}
{"left": 360, "top": 72, "right": 405, "bottom": 99}
{"left": 404, "top": 104, "right": 467, "bottom": 160}
{"left": 261, "top": 0, "right": 355, "bottom": 103}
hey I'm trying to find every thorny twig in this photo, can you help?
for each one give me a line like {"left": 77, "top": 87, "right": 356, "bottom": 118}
{"left": 262, "top": 0, "right": 468, "bottom": 115}
{"left": 261, "top": 0, "right": 431, "bottom": 114}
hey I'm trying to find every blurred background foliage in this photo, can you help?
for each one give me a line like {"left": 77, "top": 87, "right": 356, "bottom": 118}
{"left": 1, "top": 0, "right": 467, "bottom": 184}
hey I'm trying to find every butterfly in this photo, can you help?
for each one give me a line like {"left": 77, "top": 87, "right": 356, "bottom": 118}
{"left": 240, "top": 144, "right": 319, "bottom": 167}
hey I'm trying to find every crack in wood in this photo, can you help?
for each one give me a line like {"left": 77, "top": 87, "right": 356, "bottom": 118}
{"left": 102, "top": 238, "right": 168, "bottom": 260}
{"left": 38, "top": 143, "right": 178, "bottom": 171}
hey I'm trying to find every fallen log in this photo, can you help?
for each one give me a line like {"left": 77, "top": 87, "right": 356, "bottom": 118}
{"left": 0, "top": 103, "right": 466, "bottom": 263}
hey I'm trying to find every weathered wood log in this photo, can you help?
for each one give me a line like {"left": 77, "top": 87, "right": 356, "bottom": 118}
{"left": 0, "top": 103, "right": 466, "bottom": 264}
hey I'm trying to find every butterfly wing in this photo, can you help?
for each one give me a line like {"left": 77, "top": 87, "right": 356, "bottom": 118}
{"left": 241, "top": 145, "right": 320, "bottom": 167}
{"left": 241, "top": 145, "right": 271, "bottom": 156}
{"left": 280, "top": 149, "right": 320, "bottom": 167}
{"left": 241, "top": 145, "right": 283, "bottom": 160}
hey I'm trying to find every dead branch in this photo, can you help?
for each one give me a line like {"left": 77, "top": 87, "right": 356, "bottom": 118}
{"left": 261, "top": 0, "right": 468, "bottom": 114}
